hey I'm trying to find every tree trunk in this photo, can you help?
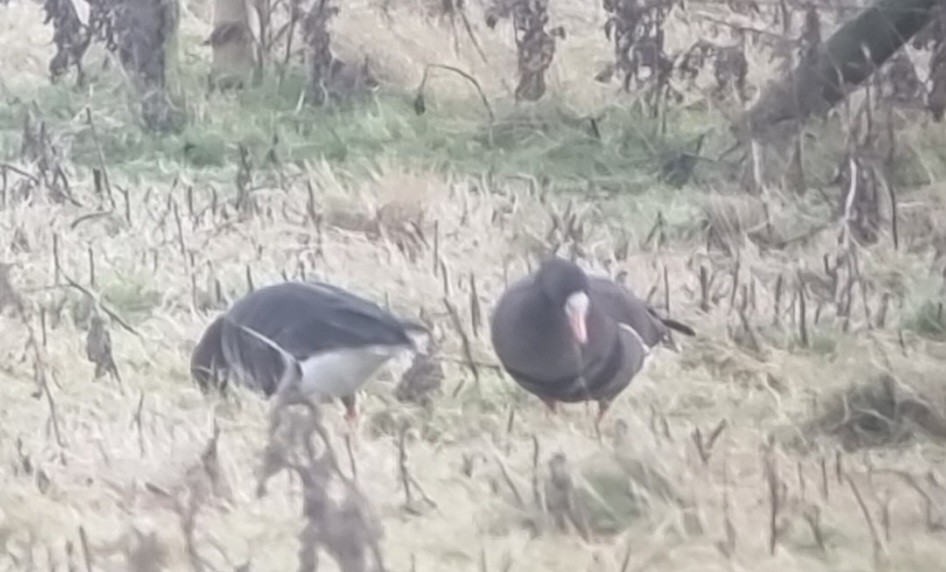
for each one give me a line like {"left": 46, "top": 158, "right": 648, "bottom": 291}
{"left": 302, "top": 0, "right": 338, "bottom": 105}
{"left": 737, "top": 0, "right": 940, "bottom": 140}
{"left": 115, "top": 0, "right": 182, "bottom": 132}
{"left": 209, "top": 0, "right": 256, "bottom": 89}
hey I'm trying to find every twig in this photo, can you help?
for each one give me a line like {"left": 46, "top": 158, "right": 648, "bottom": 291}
{"left": 619, "top": 540, "right": 633, "bottom": 572}
{"left": 40, "top": 308, "right": 47, "bottom": 347}
{"left": 0, "top": 162, "right": 41, "bottom": 183}
{"left": 432, "top": 221, "right": 440, "bottom": 277}
{"left": 171, "top": 198, "right": 188, "bottom": 259}
{"left": 398, "top": 425, "right": 414, "bottom": 507}
{"left": 773, "top": 274, "right": 783, "bottom": 327}
{"left": 846, "top": 474, "right": 887, "bottom": 560}
{"left": 469, "top": 272, "right": 482, "bottom": 338}
{"left": 53, "top": 233, "right": 62, "bottom": 285}
{"left": 880, "top": 491, "right": 891, "bottom": 542}
{"left": 456, "top": 6, "right": 491, "bottom": 66}
{"left": 397, "top": 425, "right": 435, "bottom": 512}
{"left": 836, "top": 451, "right": 843, "bottom": 484}
{"left": 797, "top": 274, "right": 809, "bottom": 348}
{"left": 663, "top": 265, "right": 671, "bottom": 314}
{"left": 416, "top": 64, "right": 494, "bottom": 123}
{"left": 764, "top": 451, "right": 780, "bottom": 555}
{"left": 720, "top": 460, "right": 737, "bottom": 557}
{"left": 494, "top": 454, "right": 526, "bottom": 508}
{"left": 875, "top": 469, "right": 945, "bottom": 530}
{"left": 60, "top": 272, "right": 141, "bottom": 338}
{"left": 692, "top": 12, "right": 795, "bottom": 41}
{"left": 69, "top": 210, "right": 111, "bottom": 230}
{"left": 771, "top": 222, "right": 831, "bottom": 249}
{"left": 444, "top": 297, "right": 480, "bottom": 395}
{"left": 78, "top": 526, "right": 93, "bottom": 572}
{"left": 797, "top": 462, "right": 806, "bottom": 501}
{"left": 803, "top": 506, "right": 826, "bottom": 553}
{"left": 84, "top": 108, "right": 115, "bottom": 209}
{"left": 87, "top": 244, "right": 95, "bottom": 288}
{"left": 277, "top": 7, "right": 301, "bottom": 87}
{"left": 698, "top": 265, "right": 712, "bottom": 312}
{"left": 431, "top": 354, "right": 502, "bottom": 371}
{"left": 440, "top": 258, "right": 450, "bottom": 298}
{"left": 532, "top": 435, "right": 542, "bottom": 508}
{"left": 23, "top": 312, "right": 66, "bottom": 452}
{"left": 116, "top": 185, "right": 131, "bottom": 225}
{"left": 736, "top": 305, "right": 762, "bottom": 353}
{"left": 642, "top": 211, "right": 665, "bottom": 250}
{"left": 692, "top": 419, "right": 728, "bottom": 464}
{"left": 131, "top": 391, "right": 146, "bottom": 457}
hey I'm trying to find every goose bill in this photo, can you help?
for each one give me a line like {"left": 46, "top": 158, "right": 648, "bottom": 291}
{"left": 565, "top": 291, "right": 590, "bottom": 346}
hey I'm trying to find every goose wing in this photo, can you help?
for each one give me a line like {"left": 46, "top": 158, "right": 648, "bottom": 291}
{"left": 588, "top": 276, "right": 695, "bottom": 347}
{"left": 227, "top": 282, "right": 416, "bottom": 361}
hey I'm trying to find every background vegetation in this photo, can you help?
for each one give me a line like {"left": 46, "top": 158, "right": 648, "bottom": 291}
{"left": 3, "top": 0, "right": 946, "bottom": 570}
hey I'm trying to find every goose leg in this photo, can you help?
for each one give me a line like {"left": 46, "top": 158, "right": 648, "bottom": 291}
{"left": 539, "top": 397, "right": 559, "bottom": 420}
{"left": 594, "top": 400, "right": 612, "bottom": 438}
{"left": 340, "top": 394, "right": 362, "bottom": 456}
{"left": 341, "top": 394, "right": 359, "bottom": 428}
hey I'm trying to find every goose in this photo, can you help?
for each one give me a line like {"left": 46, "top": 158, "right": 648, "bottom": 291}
{"left": 190, "top": 280, "right": 426, "bottom": 423}
{"left": 490, "top": 257, "right": 695, "bottom": 430}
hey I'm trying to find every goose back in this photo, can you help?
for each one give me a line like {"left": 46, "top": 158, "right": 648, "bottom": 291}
{"left": 587, "top": 277, "right": 669, "bottom": 348}
{"left": 191, "top": 281, "right": 417, "bottom": 397}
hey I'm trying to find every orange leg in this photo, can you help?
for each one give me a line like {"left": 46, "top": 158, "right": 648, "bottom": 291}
{"left": 341, "top": 394, "right": 359, "bottom": 429}
{"left": 596, "top": 400, "right": 611, "bottom": 425}
{"left": 594, "top": 400, "right": 612, "bottom": 440}
{"left": 339, "top": 394, "right": 361, "bottom": 464}
{"left": 540, "top": 397, "right": 559, "bottom": 419}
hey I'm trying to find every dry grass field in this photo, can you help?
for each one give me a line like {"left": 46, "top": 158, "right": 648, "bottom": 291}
{"left": 3, "top": 0, "right": 946, "bottom": 570}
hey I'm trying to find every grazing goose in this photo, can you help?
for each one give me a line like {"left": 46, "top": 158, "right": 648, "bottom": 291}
{"left": 490, "top": 257, "right": 695, "bottom": 429}
{"left": 190, "top": 281, "right": 426, "bottom": 423}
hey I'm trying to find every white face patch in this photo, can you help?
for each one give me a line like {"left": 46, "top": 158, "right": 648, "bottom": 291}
{"left": 564, "top": 291, "right": 590, "bottom": 345}
{"left": 565, "top": 291, "right": 590, "bottom": 316}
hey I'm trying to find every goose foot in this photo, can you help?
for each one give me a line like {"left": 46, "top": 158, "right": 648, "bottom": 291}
{"left": 340, "top": 393, "right": 361, "bottom": 444}
{"left": 594, "top": 400, "right": 611, "bottom": 440}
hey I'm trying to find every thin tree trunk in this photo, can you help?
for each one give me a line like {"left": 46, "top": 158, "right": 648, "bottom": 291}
{"left": 116, "top": 0, "right": 182, "bottom": 131}
{"left": 737, "top": 0, "right": 940, "bottom": 140}
{"left": 209, "top": 0, "right": 256, "bottom": 89}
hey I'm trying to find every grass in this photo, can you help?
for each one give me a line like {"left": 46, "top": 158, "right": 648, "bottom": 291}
{"left": 1, "top": 68, "right": 720, "bottom": 192}
{"left": 3, "top": 0, "right": 946, "bottom": 571}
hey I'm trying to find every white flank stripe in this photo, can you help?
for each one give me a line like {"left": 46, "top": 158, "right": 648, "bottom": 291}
{"left": 618, "top": 323, "right": 652, "bottom": 354}
{"left": 297, "top": 344, "right": 407, "bottom": 398}
{"left": 228, "top": 320, "right": 300, "bottom": 392}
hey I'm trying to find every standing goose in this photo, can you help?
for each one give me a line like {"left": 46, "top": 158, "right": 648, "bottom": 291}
{"left": 190, "top": 281, "right": 426, "bottom": 423}
{"left": 490, "top": 257, "right": 695, "bottom": 429}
